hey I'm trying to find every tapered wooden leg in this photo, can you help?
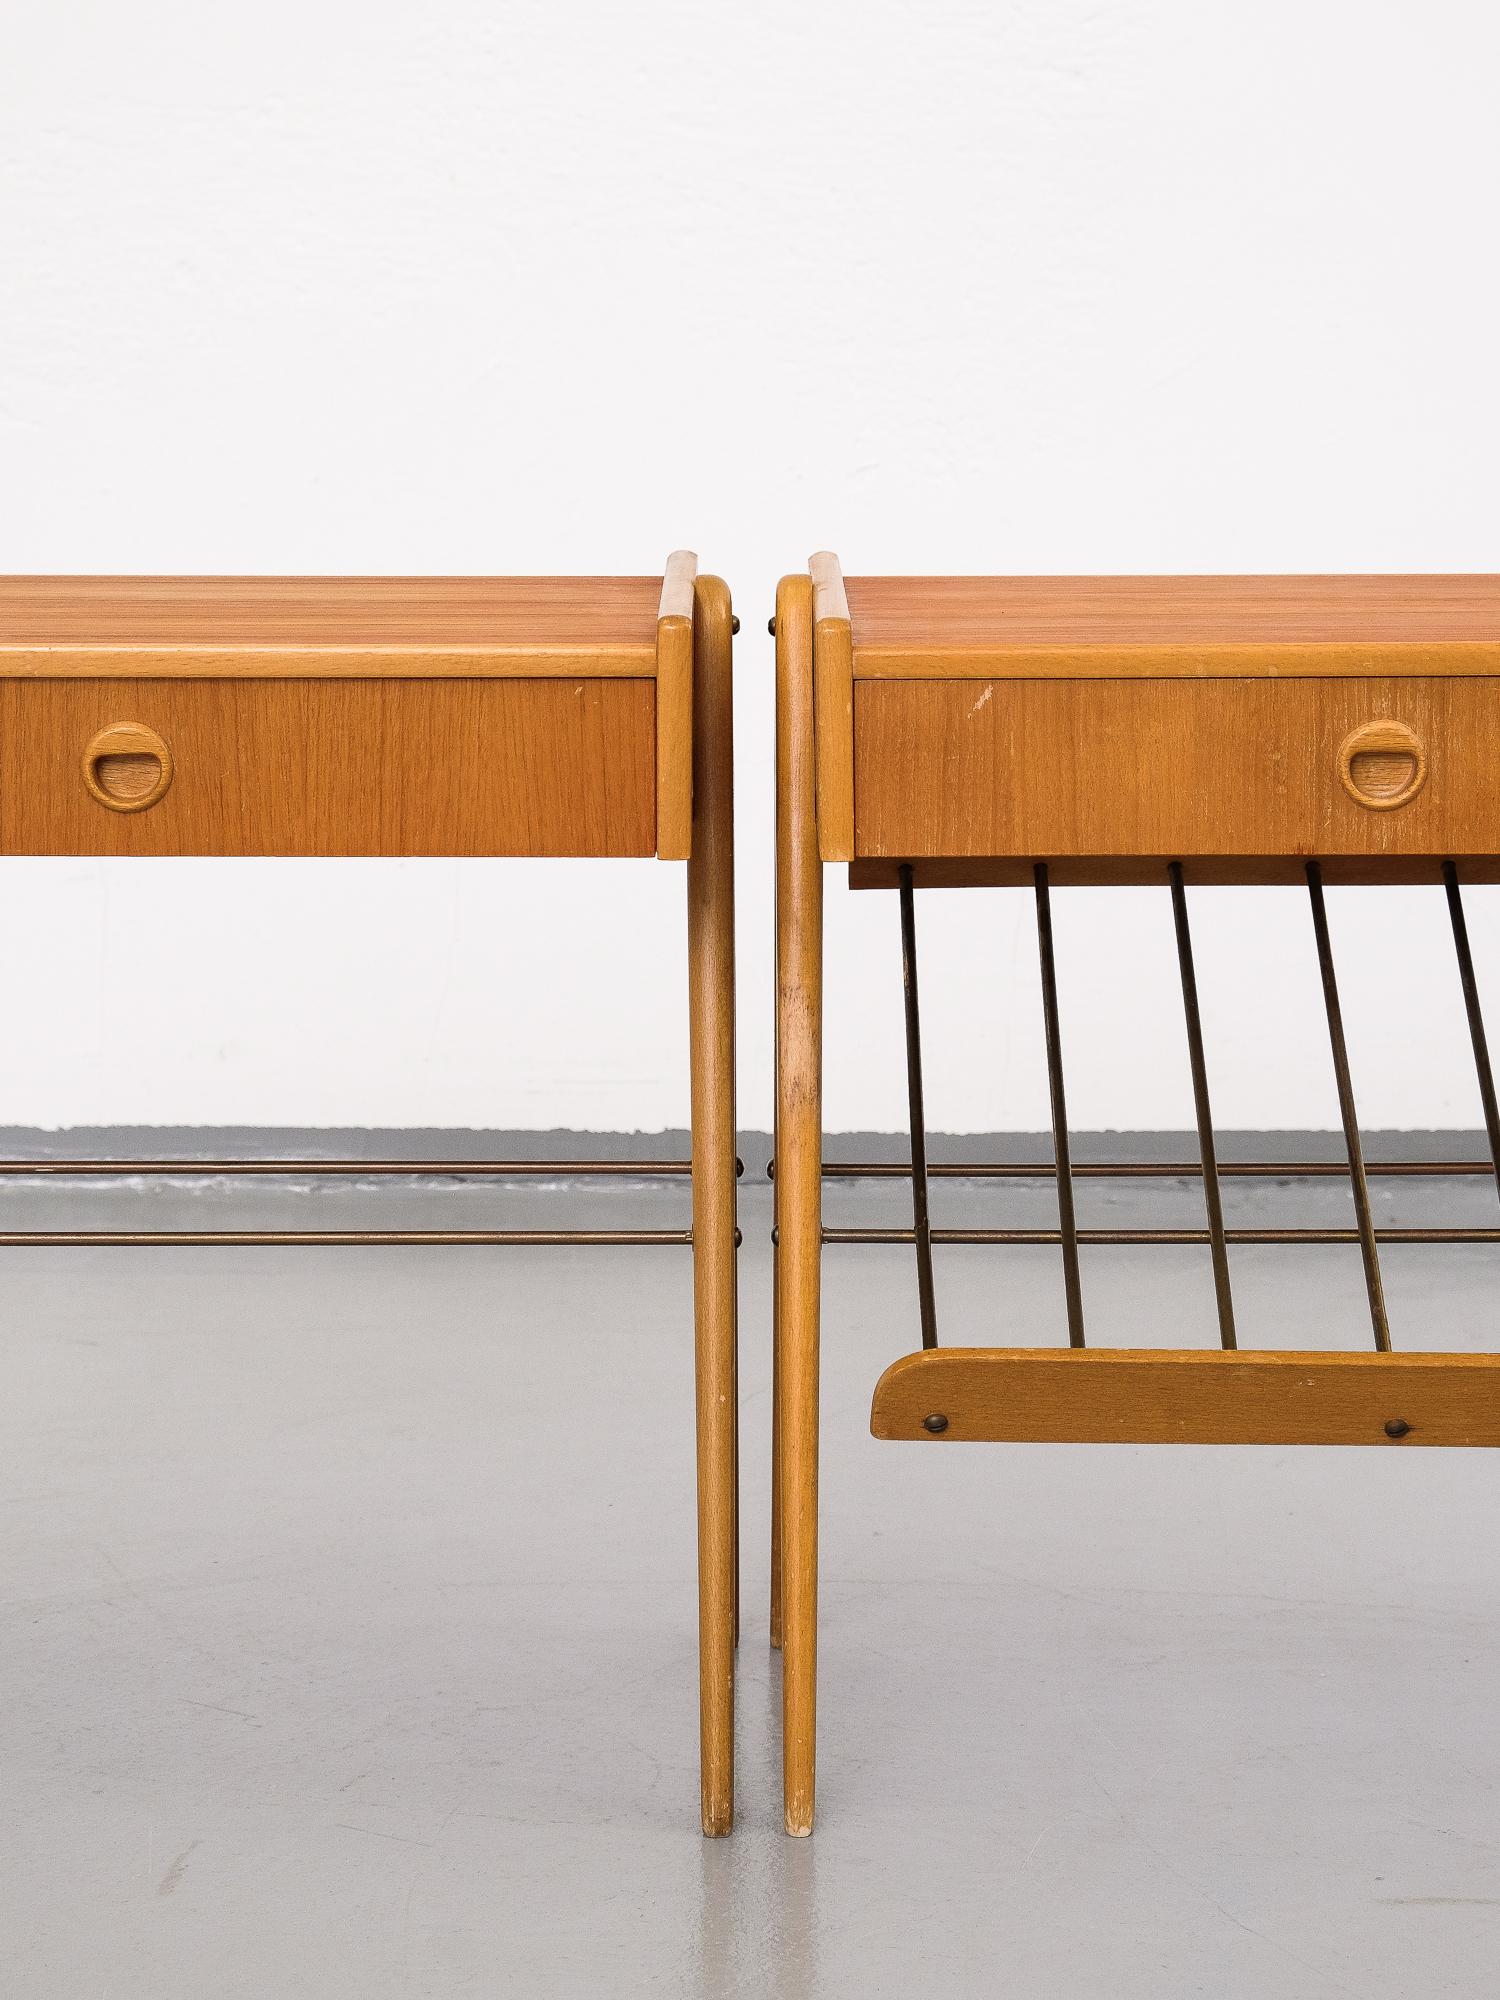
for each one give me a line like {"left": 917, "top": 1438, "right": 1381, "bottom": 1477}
{"left": 770, "top": 877, "right": 783, "bottom": 1652}
{"left": 688, "top": 574, "right": 738, "bottom": 1837}
{"left": 770, "top": 1224, "right": 783, "bottom": 1649}
{"left": 775, "top": 574, "right": 822, "bottom": 1836}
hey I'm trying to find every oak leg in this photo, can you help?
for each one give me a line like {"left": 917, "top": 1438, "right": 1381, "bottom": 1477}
{"left": 775, "top": 574, "right": 823, "bottom": 1836}
{"left": 688, "top": 574, "right": 738, "bottom": 1836}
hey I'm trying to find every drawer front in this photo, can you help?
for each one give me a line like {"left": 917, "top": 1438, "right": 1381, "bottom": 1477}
{"left": 854, "top": 676, "right": 1500, "bottom": 860}
{"left": 0, "top": 678, "right": 656, "bottom": 857}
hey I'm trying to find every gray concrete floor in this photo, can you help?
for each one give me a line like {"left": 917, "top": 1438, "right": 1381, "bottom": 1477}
{"left": 3, "top": 1162, "right": 1499, "bottom": 1997}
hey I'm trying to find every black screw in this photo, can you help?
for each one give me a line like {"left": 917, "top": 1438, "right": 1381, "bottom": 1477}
{"left": 922, "top": 1413, "right": 949, "bottom": 1435}
{"left": 1384, "top": 1418, "right": 1411, "bottom": 1439}
{"left": 767, "top": 616, "right": 777, "bottom": 636}
{"left": 730, "top": 615, "right": 740, "bottom": 635}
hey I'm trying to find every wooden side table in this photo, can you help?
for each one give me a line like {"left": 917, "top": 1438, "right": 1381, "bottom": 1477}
{"left": 0, "top": 553, "right": 741, "bottom": 1835}
{"left": 773, "top": 555, "right": 1500, "bottom": 1834}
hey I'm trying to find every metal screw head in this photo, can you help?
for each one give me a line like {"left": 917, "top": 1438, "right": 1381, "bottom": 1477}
{"left": 922, "top": 1413, "right": 949, "bottom": 1435}
{"left": 1384, "top": 1418, "right": 1411, "bottom": 1439}
{"left": 730, "top": 615, "right": 741, "bottom": 635}
{"left": 767, "top": 616, "right": 777, "bottom": 636}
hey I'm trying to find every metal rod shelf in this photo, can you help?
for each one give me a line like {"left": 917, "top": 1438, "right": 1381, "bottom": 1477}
{"left": 840, "top": 859, "right": 1500, "bottom": 1353}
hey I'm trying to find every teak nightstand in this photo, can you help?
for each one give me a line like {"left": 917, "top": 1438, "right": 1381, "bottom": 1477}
{"left": 773, "top": 555, "right": 1500, "bottom": 1835}
{"left": 0, "top": 554, "right": 741, "bottom": 1835}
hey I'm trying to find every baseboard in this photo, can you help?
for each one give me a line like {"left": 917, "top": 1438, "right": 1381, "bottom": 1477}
{"left": 0, "top": 1129, "right": 1487, "bottom": 1236}
{"left": 0, "top": 1127, "right": 1488, "bottom": 1173}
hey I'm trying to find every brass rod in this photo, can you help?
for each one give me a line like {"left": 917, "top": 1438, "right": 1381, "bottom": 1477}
{"left": 1307, "top": 862, "right": 1390, "bottom": 1350}
{"left": 0, "top": 1229, "right": 695, "bottom": 1247}
{"left": 1034, "top": 862, "right": 1085, "bottom": 1346}
{"left": 898, "top": 865, "right": 939, "bottom": 1350}
{"left": 1443, "top": 860, "right": 1500, "bottom": 1213}
{"left": 0, "top": 1158, "right": 694, "bottom": 1178}
{"left": 824, "top": 1226, "right": 1500, "bottom": 1246}
{"left": 816, "top": 1160, "right": 1492, "bottom": 1180}
{"left": 1169, "top": 862, "right": 1236, "bottom": 1348}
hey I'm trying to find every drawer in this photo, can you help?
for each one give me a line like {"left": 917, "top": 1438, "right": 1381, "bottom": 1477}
{"left": 853, "top": 676, "right": 1500, "bottom": 862}
{"left": 0, "top": 678, "right": 657, "bottom": 857}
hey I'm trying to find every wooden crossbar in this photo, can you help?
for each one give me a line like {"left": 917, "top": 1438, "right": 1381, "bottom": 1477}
{"left": 870, "top": 1347, "right": 1500, "bottom": 1447}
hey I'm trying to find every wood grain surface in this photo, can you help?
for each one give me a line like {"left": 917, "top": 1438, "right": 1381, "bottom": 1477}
{"left": 654, "top": 552, "right": 697, "bottom": 860}
{"left": 774, "top": 572, "right": 824, "bottom": 1837}
{"left": 686, "top": 573, "right": 738, "bottom": 1835}
{"left": 843, "top": 574, "right": 1500, "bottom": 677}
{"left": 871, "top": 1347, "right": 1500, "bottom": 1447}
{"left": 854, "top": 675, "right": 1500, "bottom": 860}
{"left": 0, "top": 576, "right": 663, "bottom": 677}
{"left": 809, "top": 552, "right": 854, "bottom": 862}
{"left": 0, "top": 678, "right": 656, "bottom": 856}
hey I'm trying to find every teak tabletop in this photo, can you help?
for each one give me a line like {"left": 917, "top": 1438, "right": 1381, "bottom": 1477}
{"left": 0, "top": 575, "right": 666, "bottom": 675}
{"left": 805, "top": 557, "right": 1500, "bottom": 876}
{"left": 839, "top": 573, "right": 1500, "bottom": 676}
{"left": 0, "top": 554, "right": 702, "bottom": 863}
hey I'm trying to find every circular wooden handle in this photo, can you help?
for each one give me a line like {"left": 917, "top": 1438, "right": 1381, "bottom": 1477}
{"left": 82, "top": 722, "right": 174, "bottom": 814}
{"left": 1337, "top": 720, "right": 1426, "bottom": 811}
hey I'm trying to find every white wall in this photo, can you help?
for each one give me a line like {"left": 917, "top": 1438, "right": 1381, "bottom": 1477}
{"left": 3, "top": 0, "right": 1499, "bottom": 1133}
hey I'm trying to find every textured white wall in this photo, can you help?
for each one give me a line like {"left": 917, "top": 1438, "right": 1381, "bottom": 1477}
{"left": 3, "top": 1, "right": 1499, "bottom": 1131}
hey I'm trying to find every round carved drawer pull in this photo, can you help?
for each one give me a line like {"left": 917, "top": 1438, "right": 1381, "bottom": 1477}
{"left": 82, "top": 723, "right": 174, "bottom": 814}
{"left": 1337, "top": 720, "right": 1426, "bottom": 811}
